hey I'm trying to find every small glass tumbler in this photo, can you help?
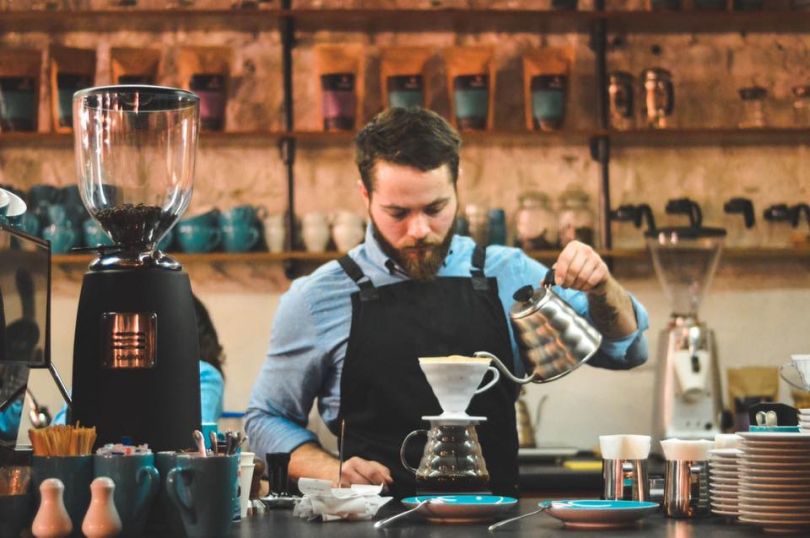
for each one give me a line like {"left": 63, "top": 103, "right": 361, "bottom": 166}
{"left": 738, "top": 86, "right": 768, "bottom": 128}
{"left": 792, "top": 85, "right": 810, "bottom": 126}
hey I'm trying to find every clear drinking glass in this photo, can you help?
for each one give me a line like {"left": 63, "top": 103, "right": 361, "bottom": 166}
{"left": 73, "top": 86, "right": 199, "bottom": 262}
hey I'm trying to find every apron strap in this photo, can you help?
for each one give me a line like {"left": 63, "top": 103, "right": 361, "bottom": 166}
{"left": 338, "top": 255, "right": 380, "bottom": 302}
{"left": 470, "top": 244, "right": 490, "bottom": 292}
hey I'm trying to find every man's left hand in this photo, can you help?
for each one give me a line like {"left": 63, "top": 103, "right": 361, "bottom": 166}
{"left": 553, "top": 240, "right": 609, "bottom": 293}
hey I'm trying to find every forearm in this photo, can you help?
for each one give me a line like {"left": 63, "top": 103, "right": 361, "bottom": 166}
{"left": 587, "top": 276, "right": 638, "bottom": 339}
{"left": 289, "top": 442, "right": 339, "bottom": 484}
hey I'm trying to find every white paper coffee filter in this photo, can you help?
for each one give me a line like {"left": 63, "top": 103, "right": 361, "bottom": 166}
{"left": 660, "top": 439, "right": 714, "bottom": 461}
{"left": 599, "top": 434, "right": 651, "bottom": 460}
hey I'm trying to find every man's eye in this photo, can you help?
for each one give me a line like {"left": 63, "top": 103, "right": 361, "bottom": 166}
{"left": 390, "top": 211, "right": 408, "bottom": 220}
{"left": 425, "top": 204, "right": 446, "bottom": 216}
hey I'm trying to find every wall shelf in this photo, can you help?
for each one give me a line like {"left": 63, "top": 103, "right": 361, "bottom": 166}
{"left": 49, "top": 246, "right": 810, "bottom": 267}
{"left": 8, "top": 128, "right": 810, "bottom": 149}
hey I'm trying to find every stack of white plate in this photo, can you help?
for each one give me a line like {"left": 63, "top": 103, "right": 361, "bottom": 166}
{"left": 800, "top": 409, "right": 810, "bottom": 433}
{"left": 738, "top": 432, "right": 810, "bottom": 533}
{"left": 709, "top": 448, "right": 741, "bottom": 518}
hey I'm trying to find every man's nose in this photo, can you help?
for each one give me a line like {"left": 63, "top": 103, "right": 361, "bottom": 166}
{"left": 407, "top": 213, "right": 430, "bottom": 240}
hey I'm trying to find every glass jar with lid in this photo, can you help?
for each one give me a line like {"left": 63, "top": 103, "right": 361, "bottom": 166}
{"left": 558, "top": 186, "right": 596, "bottom": 248}
{"left": 792, "top": 85, "right": 810, "bottom": 126}
{"left": 514, "top": 191, "right": 557, "bottom": 251}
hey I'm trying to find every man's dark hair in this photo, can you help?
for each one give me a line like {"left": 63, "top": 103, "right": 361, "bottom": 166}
{"left": 355, "top": 107, "right": 462, "bottom": 193}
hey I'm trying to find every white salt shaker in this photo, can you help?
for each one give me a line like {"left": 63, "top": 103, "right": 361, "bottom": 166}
{"left": 82, "top": 477, "right": 122, "bottom": 538}
{"left": 32, "top": 478, "right": 73, "bottom": 538}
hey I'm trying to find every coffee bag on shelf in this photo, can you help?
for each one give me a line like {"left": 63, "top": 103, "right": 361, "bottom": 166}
{"left": 49, "top": 46, "right": 96, "bottom": 133}
{"left": 522, "top": 47, "right": 575, "bottom": 131}
{"left": 178, "top": 46, "right": 231, "bottom": 131}
{"left": 444, "top": 46, "right": 495, "bottom": 131}
{"left": 111, "top": 48, "right": 161, "bottom": 85}
{"left": 0, "top": 48, "right": 41, "bottom": 133}
{"left": 315, "top": 44, "right": 365, "bottom": 131}
{"left": 380, "top": 46, "right": 433, "bottom": 110}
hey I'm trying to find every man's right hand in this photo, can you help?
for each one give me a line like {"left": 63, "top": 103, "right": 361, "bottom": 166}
{"left": 339, "top": 456, "right": 393, "bottom": 488}
{"left": 289, "top": 442, "right": 393, "bottom": 488}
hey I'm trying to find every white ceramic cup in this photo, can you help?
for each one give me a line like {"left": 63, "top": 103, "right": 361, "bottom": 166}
{"left": 301, "top": 212, "right": 330, "bottom": 252}
{"left": 238, "top": 451, "right": 255, "bottom": 519}
{"left": 418, "top": 356, "right": 500, "bottom": 416}
{"left": 263, "top": 214, "right": 286, "bottom": 253}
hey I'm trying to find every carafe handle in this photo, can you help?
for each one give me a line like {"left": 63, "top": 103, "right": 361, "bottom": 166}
{"left": 400, "top": 429, "right": 428, "bottom": 475}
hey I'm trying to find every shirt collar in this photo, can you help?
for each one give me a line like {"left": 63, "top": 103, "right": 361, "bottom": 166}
{"left": 362, "top": 223, "right": 458, "bottom": 277}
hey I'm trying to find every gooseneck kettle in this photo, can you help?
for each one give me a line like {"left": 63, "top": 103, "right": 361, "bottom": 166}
{"left": 476, "top": 269, "right": 603, "bottom": 384}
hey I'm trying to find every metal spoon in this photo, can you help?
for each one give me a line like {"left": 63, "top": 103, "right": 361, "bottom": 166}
{"left": 374, "top": 499, "right": 431, "bottom": 530}
{"left": 488, "top": 501, "right": 551, "bottom": 532}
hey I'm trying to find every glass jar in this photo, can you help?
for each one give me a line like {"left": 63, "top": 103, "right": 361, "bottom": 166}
{"left": 738, "top": 86, "right": 768, "bottom": 128}
{"left": 792, "top": 85, "right": 810, "bottom": 126}
{"left": 464, "top": 203, "right": 489, "bottom": 247}
{"left": 640, "top": 68, "right": 674, "bottom": 129}
{"left": 558, "top": 187, "right": 596, "bottom": 248}
{"left": 514, "top": 191, "right": 557, "bottom": 251}
{"left": 608, "top": 71, "right": 635, "bottom": 131}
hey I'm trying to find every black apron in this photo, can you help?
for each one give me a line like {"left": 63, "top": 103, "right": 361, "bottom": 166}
{"left": 337, "top": 245, "right": 519, "bottom": 499}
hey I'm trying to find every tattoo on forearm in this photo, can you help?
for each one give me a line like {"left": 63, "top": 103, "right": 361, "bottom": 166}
{"left": 588, "top": 281, "right": 637, "bottom": 339}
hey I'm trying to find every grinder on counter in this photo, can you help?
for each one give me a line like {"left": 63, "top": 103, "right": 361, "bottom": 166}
{"left": 69, "top": 86, "right": 201, "bottom": 451}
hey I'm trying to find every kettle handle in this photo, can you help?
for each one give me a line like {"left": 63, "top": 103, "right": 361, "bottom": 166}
{"left": 400, "top": 429, "right": 428, "bottom": 475}
{"left": 473, "top": 351, "right": 537, "bottom": 384}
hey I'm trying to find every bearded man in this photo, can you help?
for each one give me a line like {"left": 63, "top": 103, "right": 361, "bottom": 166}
{"left": 245, "top": 108, "right": 649, "bottom": 498}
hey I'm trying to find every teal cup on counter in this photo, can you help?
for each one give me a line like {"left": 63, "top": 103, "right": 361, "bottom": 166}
{"left": 32, "top": 455, "right": 93, "bottom": 536}
{"left": 94, "top": 453, "right": 159, "bottom": 537}
{"left": 177, "top": 219, "right": 221, "bottom": 253}
{"left": 43, "top": 222, "right": 78, "bottom": 254}
{"left": 166, "top": 454, "right": 238, "bottom": 538}
{"left": 147, "top": 451, "right": 184, "bottom": 536}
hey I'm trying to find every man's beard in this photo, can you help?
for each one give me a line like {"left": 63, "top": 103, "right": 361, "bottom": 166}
{"left": 371, "top": 219, "right": 454, "bottom": 282}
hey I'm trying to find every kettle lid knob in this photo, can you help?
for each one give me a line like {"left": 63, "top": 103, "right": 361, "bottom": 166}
{"left": 513, "top": 285, "right": 535, "bottom": 303}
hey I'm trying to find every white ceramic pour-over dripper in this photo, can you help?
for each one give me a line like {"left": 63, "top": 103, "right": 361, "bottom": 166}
{"left": 599, "top": 434, "right": 652, "bottom": 460}
{"left": 418, "top": 356, "right": 500, "bottom": 420}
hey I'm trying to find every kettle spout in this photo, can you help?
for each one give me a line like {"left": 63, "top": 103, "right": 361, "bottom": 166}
{"left": 473, "top": 351, "right": 538, "bottom": 384}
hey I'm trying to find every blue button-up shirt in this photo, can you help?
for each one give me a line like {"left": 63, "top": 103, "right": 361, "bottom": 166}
{"left": 245, "top": 226, "right": 650, "bottom": 458}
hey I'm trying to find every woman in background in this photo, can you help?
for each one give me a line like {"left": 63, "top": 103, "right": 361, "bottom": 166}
{"left": 194, "top": 294, "right": 225, "bottom": 423}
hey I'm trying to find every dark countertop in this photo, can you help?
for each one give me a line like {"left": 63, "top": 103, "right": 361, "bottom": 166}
{"left": 224, "top": 498, "right": 766, "bottom": 537}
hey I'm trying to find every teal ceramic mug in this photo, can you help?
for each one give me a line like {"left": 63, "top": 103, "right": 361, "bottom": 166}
{"left": 94, "top": 453, "right": 159, "bottom": 537}
{"left": 43, "top": 222, "right": 78, "bottom": 254}
{"left": 177, "top": 220, "right": 221, "bottom": 253}
{"left": 146, "top": 451, "right": 183, "bottom": 536}
{"left": 166, "top": 454, "right": 237, "bottom": 538}
{"left": 31, "top": 455, "right": 93, "bottom": 535}
{"left": 83, "top": 218, "right": 114, "bottom": 248}
{"left": 221, "top": 223, "right": 259, "bottom": 253}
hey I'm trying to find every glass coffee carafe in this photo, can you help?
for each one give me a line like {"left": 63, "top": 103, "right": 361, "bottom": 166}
{"left": 400, "top": 419, "right": 490, "bottom": 494}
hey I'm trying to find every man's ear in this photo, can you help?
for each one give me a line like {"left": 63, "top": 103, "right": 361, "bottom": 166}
{"left": 359, "top": 179, "right": 370, "bottom": 210}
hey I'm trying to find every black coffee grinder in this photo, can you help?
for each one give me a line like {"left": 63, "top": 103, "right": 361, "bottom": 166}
{"left": 70, "top": 86, "right": 201, "bottom": 451}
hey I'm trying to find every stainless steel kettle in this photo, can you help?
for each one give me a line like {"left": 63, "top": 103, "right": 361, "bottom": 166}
{"left": 476, "top": 269, "right": 603, "bottom": 384}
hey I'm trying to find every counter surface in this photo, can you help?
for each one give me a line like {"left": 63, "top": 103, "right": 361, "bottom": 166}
{"left": 222, "top": 498, "right": 765, "bottom": 537}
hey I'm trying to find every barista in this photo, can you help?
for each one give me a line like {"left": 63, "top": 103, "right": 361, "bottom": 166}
{"left": 245, "top": 108, "right": 650, "bottom": 498}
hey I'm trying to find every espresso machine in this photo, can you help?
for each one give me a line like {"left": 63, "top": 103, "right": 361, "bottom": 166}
{"left": 650, "top": 199, "right": 726, "bottom": 443}
{"left": 70, "top": 86, "right": 201, "bottom": 451}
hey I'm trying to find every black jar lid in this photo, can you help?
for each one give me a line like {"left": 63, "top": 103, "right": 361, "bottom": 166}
{"left": 738, "top": 86, "right": 767, "bottom": 100}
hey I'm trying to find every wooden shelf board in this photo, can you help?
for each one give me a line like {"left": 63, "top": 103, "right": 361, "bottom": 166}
{"left": 0, "top": 8, "right": 282, "bottom": 32}
{"left": 610, "top": 128, "right": 810, "bottom": 147}
{"left": 49, "top": 246, "right": 810, "bottom": 267}
{"left": 605, "top": 10, "right": 810, "bottom": 34}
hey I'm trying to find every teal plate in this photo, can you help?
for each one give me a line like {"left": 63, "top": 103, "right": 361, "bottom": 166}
{"left": 402, "top": 495, "right": 518, "bottom": 524}
{"left": 545, "top": 499, "right": 659, "bottom": 529}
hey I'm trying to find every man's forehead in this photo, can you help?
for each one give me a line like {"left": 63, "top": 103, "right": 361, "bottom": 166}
{"left": 370, "top": 160, "right": 453, "bottom": 188}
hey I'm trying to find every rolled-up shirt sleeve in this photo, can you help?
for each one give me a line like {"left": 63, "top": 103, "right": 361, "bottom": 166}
{"left": 245, "top": 280, "right": 326, "bottom": 456}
